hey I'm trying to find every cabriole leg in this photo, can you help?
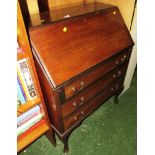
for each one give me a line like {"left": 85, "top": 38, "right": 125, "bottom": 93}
{"left": 114, "top": 85, "right": 124, "bottom": 104}
{"left": 62, "top": 136, "right": 69, "bottom": 153}
{"left": 114, "top": 95, "right": 119, "bottom": 104}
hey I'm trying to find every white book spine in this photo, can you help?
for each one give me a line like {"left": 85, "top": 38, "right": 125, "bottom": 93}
{"left": 17, "top": 113, "right": 42, "bottom": 136}
{"left": 17, "top": 58, "right": 37, "bottom": 100}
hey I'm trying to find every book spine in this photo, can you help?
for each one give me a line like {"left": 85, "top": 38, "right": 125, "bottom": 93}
{"left": 17, "top": 105, "right": 40, "bottom": 123}
{"left": 17, "top": 75, "right": 27, "bottom": 102}
{"left": 17, "top": 111, "right": 40, "bottom": 127}
{"left": 17, "top": 119, "right": 46, "bottom": 141}
{"left": 17, "top": 58, "right": 37, "bottom": 101}
{"left": 17, "top": 113, "right": 43, "bottom": 137}
{"left": 17, "top": 79, "right": 26, "bottom": 104}
{"left": 17, "top": 96, "right": 21, "bottom": 108}
{"left": 17, "top": 67, "right": 30, "bottom": 101}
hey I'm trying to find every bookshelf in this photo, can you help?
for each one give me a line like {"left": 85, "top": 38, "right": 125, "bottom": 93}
{"left": 17, "top": 1, "right": 56, "bottom": 152}
{"left": 17, "top": 97, "right": 41, "bottom": 116}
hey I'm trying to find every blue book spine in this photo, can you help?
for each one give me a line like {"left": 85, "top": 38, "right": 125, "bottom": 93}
{"left": 17, "top": 105, "right": 40, "bottom": 123}
{"left": 17, "top": 75, "right": 27, "bottom": 102}
{"left": 17, "top": 79, "right": 26, "bottom": 104}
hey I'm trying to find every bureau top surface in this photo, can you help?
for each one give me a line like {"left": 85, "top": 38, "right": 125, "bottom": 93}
{"left": 29, "top": 2, "right": 134, "bottom": 88}
{"left": 29, "top": 2, "right": 114, "bottom": 27}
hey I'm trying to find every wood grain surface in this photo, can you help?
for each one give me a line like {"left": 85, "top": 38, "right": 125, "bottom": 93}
{"left": 29, "top": 3, "right": 133, "bottom": 88}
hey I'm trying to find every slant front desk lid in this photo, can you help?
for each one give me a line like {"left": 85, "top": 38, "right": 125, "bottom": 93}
{"left": 29, "top": 2, "right": 134, "bottom": 89}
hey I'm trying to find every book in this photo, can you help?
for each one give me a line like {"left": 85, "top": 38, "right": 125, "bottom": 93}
{"left": 17, "top": 96, "right": 21, "bottom": 108}
{"left": 17, "top": 79, "right": 26, "bottom": 104}
{"left": 17, "top": 113, "right": 43, "bottom": 137}
{"left": 17, "top": 75, "right": 27, "bottom": 102}
{"left": 17, "top": 58, "right": 37, "bottom": 101}
{"left": 17, "top": 119, "right": 46, "bottom": 141}
{"left": 17, "top": 105, "right": 40, "bottom": 126}
{"left": 17, "top": 111, "right": 40, "bottom": 127}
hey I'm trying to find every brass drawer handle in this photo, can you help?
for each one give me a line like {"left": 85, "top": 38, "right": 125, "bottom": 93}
{"left": 71, "top": 87, "right": 76, "bottom": 92}
{"left": 115, "top": 57, "right": 126, "bottom": 65}
{"left": 113, "top": 71, "right": 121, "bottom": 78}
{"left": 120, "top": 57, "right": 125, "bottom": 62}
{"left": 115, "top": 60, "right": 119, "bottom": 65}
{"left": 73, "top": 111, "right": 84, "bottom": 121}
{"left": 80, "top": 81, "right": 85, "bottom": 90}
{"left": 115, "top": 58, "right": 124, "bottom": 65}
{"left": 79, "top": 111, "right": 85, "bottom": 119}
{"left": 115, "top": 84, "right": 119, "bottom": 89}
{"left": 110, "top": 87, "right": 114, "bottom": 92}
{"left": 81, "top": 111, "right": 84, "bottom": 115}
{"left": 72, "top": 102, "right": 78, "bottom": 107}
{"left": 79, "top": 97, "right": 85, "bottom": 106}
{"left": 71, "top": 82, "right": 85, "bottom": 92}
{"left": 123, "top": 55, "right": 127, "bottom": 59}
{"left": 110, "top": 84, "right": 119, "bottom": 92}
{"left": 80, "top": 97, "right": 84, "bottom": 101}
{"left": 73, "top": 116, "right": 78, "bottom": 121}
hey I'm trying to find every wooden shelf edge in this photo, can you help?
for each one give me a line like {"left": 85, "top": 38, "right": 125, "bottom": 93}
{"left": 17, "top": 48, "right": 28, "bottom": 61}
{"left": 17, "top": 121, "right": 49, "bottom": 152}
{"left": 17, "top": 2, "right": 56, "bottom": 153}
{"left": 17, "top": 97, "right": 41, "bottom": 117}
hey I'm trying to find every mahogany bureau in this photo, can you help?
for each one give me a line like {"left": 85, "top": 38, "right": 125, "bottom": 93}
{"left": 28, "top": 2, "right": 134, "bottom": 153}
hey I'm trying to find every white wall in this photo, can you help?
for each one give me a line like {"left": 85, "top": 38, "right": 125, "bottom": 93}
{"left": 123, "top": 5, "right": 137, "bottom": 92}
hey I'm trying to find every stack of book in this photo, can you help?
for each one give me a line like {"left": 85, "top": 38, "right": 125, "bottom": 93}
{"left": 17, "top": 50, "right": 37, "bottom": 107}
{"left": 17, "top": 105, "right": 44, "bottom": 140}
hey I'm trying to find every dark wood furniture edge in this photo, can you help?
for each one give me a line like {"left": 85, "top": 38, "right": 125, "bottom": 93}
{"left": 31, "top": 43, "right": 57, "bottom": 89}
{"left": 113, "top": 47, "right": 133, "bottom": 104}
{"left": 30, "top": 43, "right": 133, "bottom": 91}
{"left": 28, "top": 4, "right": 118, "bottom": 31}
{"left": 32, "top": 49, "right": 65, "bottom": 133}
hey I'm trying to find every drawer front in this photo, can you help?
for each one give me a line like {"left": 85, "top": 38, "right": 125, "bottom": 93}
{"left": 62, "top": 65, "right": 126, "bottom": 118}
{"left": 64, "top": 50, "right": 129, "bottom": 100}
{"left": 63, "top": 79, "right": 124, "bottom": 130}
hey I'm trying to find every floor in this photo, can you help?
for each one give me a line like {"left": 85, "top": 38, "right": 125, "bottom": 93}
{"left": 19, "top": 71, "right": 137, "bottom": 155}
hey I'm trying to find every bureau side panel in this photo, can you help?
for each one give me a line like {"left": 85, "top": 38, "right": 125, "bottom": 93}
{"left": 33, "top": 55, "right": 65, "bottom": 133}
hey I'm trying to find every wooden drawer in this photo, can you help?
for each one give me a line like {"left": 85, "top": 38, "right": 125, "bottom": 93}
{"left": 64, "top": 50, "right": 129, "bottom": 100}
{"left": 62, "top": 65, "right": 126, "bottom": 118}
{"left": 63, "top": 79, "right": 124, "bottom": 130}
